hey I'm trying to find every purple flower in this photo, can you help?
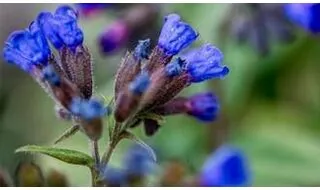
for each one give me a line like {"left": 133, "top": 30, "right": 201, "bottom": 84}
{"left": 158, "top": 13, "right": 198, "bottom": 56}
{"left": 99, "top": 21, "right": 129, "bottom": 54}
{"left": 37, "top": 5, "right": 83, "bottom": 49}
{"left": 3, "top": 24, "right": 50, "bottom": 72}
{"left": 200, "top": 145, "right": 251, "bottom": 187}
{"left": 284, "top": 3, "right": 320, "bottom": 33}
{"left": 183, "top": 43, "right": 229, "bottom": 83}
{"left": 186, "top": 92, "right": 219, "bottom": 122}
{"left": 129, "top": 72, "right": 150, "bottom": 95}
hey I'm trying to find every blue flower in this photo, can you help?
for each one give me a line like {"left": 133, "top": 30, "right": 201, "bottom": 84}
{"left": 41, "top": 65, "right": 60, "bottom": 86}
{"left": 284, "top": 3, "right": 320, "bottom": 33}
{"left": 81, "top": 99, "right": 109, "bottom": 120}
{"left": 123, "top": 144, "right": 154, "bottom": 176}
{"left": 129, "top": 72, "right": 150, "bottom": 95}
{"left": 100, "top": 167, "right": 127, "bottom": 187}
{"left": 69, "top": 97, "right": 109, "bottom": 120}
{"left": 29, "top": 21, "right": 51, "bottom": 59}
{"left": 183, "top": 43, "right": 229, "bottom": 83}
{"left": 37, "top": 5, "right": 83, "bottom": 49}
{"left": 200, "top": 145, "right": 251, "bottom": 187}
{"left": 134, "top": 39, "right": 151, "bottom": 60}
{"left": 165, "top": 58, "right": 184, "bottom": 77}
{"left": 3, "top": 26, "right": 50, "bottom": 72}
{"left": 158, "top": 13, "right": 198, "bottom": 56}
{"left": 55, "top": 5, "right": 78, "bottom": 19}
{"left": 186, "top": 92, "right": 219, "bottom": 122}
{"left": 69, "top": 97, "right": 82, "bottom": 115}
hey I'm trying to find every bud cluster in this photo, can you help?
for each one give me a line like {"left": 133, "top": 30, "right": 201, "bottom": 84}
{"left": 114, "top": 13, "right": 229, "bottom": 136}
{"left": 3, "top": 5, "right": 108, "bottom": 140}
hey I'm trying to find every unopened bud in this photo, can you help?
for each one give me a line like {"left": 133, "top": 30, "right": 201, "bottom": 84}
{"left": 59, "top": 46, "right": 93, "bottom": 99}
{"left": 80, "top": 118, "right": 103, "bottom": 141}
{"left": 114, "top": 72, "right": 150, "bottom": 123}
{"left": 145, "top": 46, "right": 172, "bottom": 74}
{"left": 114, "top": 52, "right": 141, "bottom": 99}
{"left": 140, "top": 68, "right": 190, "bottom": 111}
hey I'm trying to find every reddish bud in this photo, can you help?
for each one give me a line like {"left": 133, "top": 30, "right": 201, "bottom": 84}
{"left": 114, "top": 52, "right": 141, "bottom": 100}
{"left": 59, "top": 45, "right": 93, "bottom": 99}
{"left": 114, "top": 90, "right": 141, "bottom": 123}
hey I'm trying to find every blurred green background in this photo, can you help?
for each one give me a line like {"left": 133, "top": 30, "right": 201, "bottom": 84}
{"left": 1, "top": 3, "right": 320, "bottom": 187}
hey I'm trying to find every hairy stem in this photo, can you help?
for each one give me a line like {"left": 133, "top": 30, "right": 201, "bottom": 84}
{"left": 101, "top": 143, "right": 116, "bottom": 167}
{"left": 91, "top": 140, "right": 100, "bottom": 168}
{"left": 90, "top": 167, "right": 98, "bottom": 187}
{"left": 90, "top": 140, "right": 102, "bottom": 187}
{"left": 100, "top": 116, "right": 137, "bottom": 170}
{"left": 101, "top": 122, "right": 122, "bottom": 167}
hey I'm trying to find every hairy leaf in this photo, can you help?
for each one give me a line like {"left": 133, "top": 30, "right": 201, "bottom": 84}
{"left": 54, "top": 125, "right": 80, "bottom": 145}
{"left": 16, "top": 145, "right": 94, "bottom": 167}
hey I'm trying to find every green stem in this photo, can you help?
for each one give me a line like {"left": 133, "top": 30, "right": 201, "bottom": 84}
{"left": 100, "top": 117, "right": 138, "bottom": 170}
{"left": 101, "top": 142, "right": 116, "bottom": 167}
{"left": 101, "top": 122, "right": 122, "bottom": 167}
{"left": 89, "top": 139, "right": 101, "bottom": 187}
{"left": 90, "top": 140, "right": 100, "bottom": 168}
{"left": 90, "top": 167, "right": 98, "bottom": 187}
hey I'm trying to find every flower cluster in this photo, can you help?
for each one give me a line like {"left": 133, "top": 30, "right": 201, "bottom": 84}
{"left": 284, "top": 3, "right": 320, "bottom": 34}
{"left": 3, "top": 6, "right": 229, "bottom": 137}
{"left": 114, "top": 13, "right": 229, "bottom": 136}
{"left": 3, "top": 5, "right": 108, "bottom": 141}
{"left": 3, "top": 5, "right": 230, "bottom": 187}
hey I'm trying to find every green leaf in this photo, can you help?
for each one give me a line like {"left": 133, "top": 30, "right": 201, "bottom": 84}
{"left": 16, "top": 145, "right": 94, "bottom": 167}
{"left": 54, "top": 125, "right": 80, "bottom": 145}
